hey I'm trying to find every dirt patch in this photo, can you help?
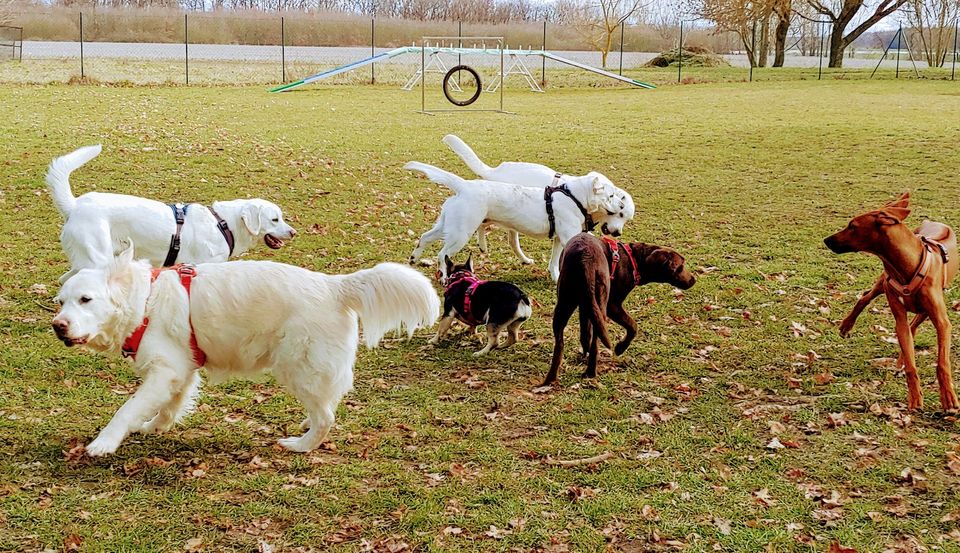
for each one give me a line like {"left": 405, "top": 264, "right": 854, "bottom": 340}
{"left": 644, "top": 46, "right": 731, "bottom": 68}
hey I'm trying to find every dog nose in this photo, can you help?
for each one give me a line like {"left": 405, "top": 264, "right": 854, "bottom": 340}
{"left": 289, "top": 228, "right": 297, "bottom": 237}
{"left": 52, "top": 319, "right": 68, "bottom": 336}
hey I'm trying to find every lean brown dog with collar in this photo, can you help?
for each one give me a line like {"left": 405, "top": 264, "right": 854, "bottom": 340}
{"left": 544, "top": 233, "right": 696, "bottom": 385}
{"left": 824, "top": 192, "right": 960, "bottom": 411}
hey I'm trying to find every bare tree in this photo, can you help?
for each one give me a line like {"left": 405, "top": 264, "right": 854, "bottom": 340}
{"left": 574, "top": 0, "right": 647, "bottom": 67}
{"left": 806, "top": 0, "right": 910, "bottom": 67}
{"left": 906, "top": 0, "right": 959, "bottom": 66}
{"left": 0, "top": 0, "right": 18, "bottom": 25}
{"left": 693, "top": 0, "right": 772, "bottom": 66}
{"left": 771, "top": 0, "right": 791, "bottom": 65}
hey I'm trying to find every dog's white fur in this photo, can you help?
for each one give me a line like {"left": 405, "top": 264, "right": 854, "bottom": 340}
{"left": 406, "top": 161, "right": 624, "bottom": 281}
{"left": 47, "top": 145, "right": 297, "bottom": 283}
{"left": 442, "top": 134, "right": 636, "bottom": 263}
{"left": 52, "top": 244, "right": 439, "bottom": 456}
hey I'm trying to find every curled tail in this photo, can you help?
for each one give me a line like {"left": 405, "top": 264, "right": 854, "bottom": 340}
{"left": 337, "top": 262, "right": 440, "bottom": 348}
{"left": 442, "top": 134, "right": 493, "bottom": 179}
{"left": 46, "top": 144, "right": 102, "bottom": 219}
{"left": 404, "top": 161, "right": 470, "bottom": 195}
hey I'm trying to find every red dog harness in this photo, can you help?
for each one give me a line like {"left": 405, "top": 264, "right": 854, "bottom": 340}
{"left": 601, "top": 236, "right": 641, "bottom": 286}
{"left": 445, "top": 270, "right": 486, "bottom": 326}
{"left": 122, "top": 264, "right": 206, "bottom": 366}
{"left": 884, "top": 235, "right": 950, "bottom": 297}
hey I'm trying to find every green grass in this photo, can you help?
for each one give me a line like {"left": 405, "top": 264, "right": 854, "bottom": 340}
{"left": 2, "top": 80, "right": 960, "bottom": 552}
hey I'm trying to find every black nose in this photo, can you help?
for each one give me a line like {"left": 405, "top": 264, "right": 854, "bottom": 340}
{"left": 289, "top": 228, "right": 297, "bottom": 237}
{"left": 52, "top": 320, "right": 68, "bottom": 336}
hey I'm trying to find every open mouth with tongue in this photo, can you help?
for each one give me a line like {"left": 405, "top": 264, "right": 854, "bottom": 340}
{"left": 264, "top": 234, "right": 285, "bottom": 249}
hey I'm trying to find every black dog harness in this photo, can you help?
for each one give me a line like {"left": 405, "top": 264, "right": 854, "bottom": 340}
{"left": 544, "top": 172, "right": 596, "bottom": 239}
{"left": 163, "top": 204, "right": 236, "bottom": 266}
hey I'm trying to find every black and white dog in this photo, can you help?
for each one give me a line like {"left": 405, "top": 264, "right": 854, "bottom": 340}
{"left": 429, "top": 255, "right": 532, "bottom": 356}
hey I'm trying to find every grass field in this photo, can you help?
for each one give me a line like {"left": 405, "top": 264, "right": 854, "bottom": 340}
{"left": 2, "top": 80, "right": 960, "bottom": 552}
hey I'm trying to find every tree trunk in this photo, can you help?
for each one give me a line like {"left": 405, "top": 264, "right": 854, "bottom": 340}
{"left": 828, "top": 22, "right": 847, "bottom": 67}
{"left": 758, "top": 16, "right": 770, "bottom": 67}
{"left": 772, "top": 9, "right": 790, "bottom": 66}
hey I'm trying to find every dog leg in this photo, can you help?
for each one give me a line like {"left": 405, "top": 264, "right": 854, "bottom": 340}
{"left": 583, "top": 332, "right": 600, "bottom": 379}
{"left": 275, "top": 373, "right": 341, "bottom": 453}
{"left": 508, "top": 230, "right": 535, "bottom": 265}
{"left": 429, "top": 315, "right": 456, "bottom": 345}
{"left": 410, "top": 217, "right": 444, "bottom": 264}
{"left": 930, "top": 306, "right": 960, "bottom": 411}
{"left": 889, "top": 293, "right": 923, "bottom": 410}
{"left": 544, "top": 298, "right": 578, "bottom": 385}
{"left": 895, "top": 314, "right": 927, "bottom": 370}
{"left": 474, "top": 324, "right": 502, "bottom": 356}
{"left": 548, "top": 239, "right": 564, "bottom": 282}
{"left": 140, "top": 371, "right": 202, "bottom": 434}
{"left": 578, "top": 309, "right": 593, "bottom": 357}
{"left": 87, "top": 364, "right": 188, "bottom": 456}
{"left": 503, "top": 320, "right": 523, "bottom": 348}
{"left": 608, "top": 302, "right": 637, "bottom": 356}
{"left": 839, "top": 278, "right": 884, "bottom": 337}
{"left": 477, "top": 227, "right": 488, "bottom": 254}
{"left": 437, "top": 235, "right": 471, "bottom": 281}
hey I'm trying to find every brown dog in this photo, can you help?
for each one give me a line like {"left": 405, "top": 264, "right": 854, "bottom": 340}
{"left": 825, "top": 192, "right": 959, "bottom": 411}
{"left": 544, "top": 233, "right": 696, "bottom": 385}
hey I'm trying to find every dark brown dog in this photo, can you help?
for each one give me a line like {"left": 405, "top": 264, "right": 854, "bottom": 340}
{"left": 825, "top": 192, "right": 959, "bottom": 411}
{"left": 544, "top": 232, "right": 696, "bottom": 385}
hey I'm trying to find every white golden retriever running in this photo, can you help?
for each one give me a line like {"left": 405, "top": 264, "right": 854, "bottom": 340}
{"left": 442, "top": 134, "right": 636, "bottom": 264}
{"left": 52, "top": 244, "right": 439, "bottom": 456}
{"left": 47, "top": 145, "right": 297, "bottom": 283}
{"left": 406, "top": 161, "right": 625, "bottom": 282}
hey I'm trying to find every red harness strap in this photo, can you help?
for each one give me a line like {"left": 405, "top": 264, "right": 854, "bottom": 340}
{"left": 601, "top": 236, "right": 641, "bottom": 286}
{"left": 122, "top": 264, "right": 207, "bottom": 366}
{"left": 445, "top": 270, "right": 486, "bottom": 326}
{"left": 884, "top": 236, "right": 950, "bottom": 297}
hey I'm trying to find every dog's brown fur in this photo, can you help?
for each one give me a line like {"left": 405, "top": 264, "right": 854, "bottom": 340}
{"left": 544, "top": 233, "right": 696, "bottom": 385}
{"left": 825, "top": 192, "right": 960, "bottom": 411}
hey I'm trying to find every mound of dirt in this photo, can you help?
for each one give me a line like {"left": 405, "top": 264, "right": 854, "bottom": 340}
{"left": 644, "top": 46, "right": 730, "bottom": 68}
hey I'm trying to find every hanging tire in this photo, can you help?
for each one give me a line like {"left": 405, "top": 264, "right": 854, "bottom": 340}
{"left": 443, "top": 65, "right": 482, "bottom": 107}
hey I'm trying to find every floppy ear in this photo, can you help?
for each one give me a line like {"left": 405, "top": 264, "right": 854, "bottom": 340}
{"left": 877, "top": 207, "right": 911, "bottom": 225}
{"left": 241, "top": 204, "right": 263, "bottom": 235}
{"left": 445, "top": 255, "right": 454, "bottom": 273}
{"left": 591, "top": 176, "right": 604, "bottom": 195}
{"left": 115, "top": 239, "right": 135, "bottom": 266}
{"left": 466, "top": 253, "right": 474, "bottom": 273}
{"left": 108, "top": 239, "right": 136, "bottom": 290}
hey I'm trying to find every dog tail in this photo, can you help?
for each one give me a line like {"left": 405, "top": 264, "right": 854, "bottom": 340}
{"left": 586, "top": 290, "right": 613, "bottom": 351}
{"left": 404, "top": 161, "right": 470, "bottom": 195}
{"left": 45, "top": 144, "right": 102, "bottom": 219}
{"left": 442, "top": 134, "right": 493, "bottom": 178}
{"left": 337, "top": 262, "right": 440, "bottom": 348}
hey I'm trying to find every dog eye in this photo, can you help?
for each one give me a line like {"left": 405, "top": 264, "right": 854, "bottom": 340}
{"left": 272, "top": 218, "right": 279, "bottom": 223}
{"left": 619, "top": 213, "right": 624, "bottom": 218}
{"left": 80, "top": 296, "right": 92, "bottom": 304}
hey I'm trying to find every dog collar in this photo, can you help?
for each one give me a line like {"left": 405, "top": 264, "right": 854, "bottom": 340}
{"left": 209, "top": 206, "right": 235, "bottom": 257}
{"left": 122, "top": 264, "right": 206, "bottom": 366}
{"left": 601, "top": 236, "right": 641, "bottom": 286}
{"left": 544, "top": 174, "right": 596, "bottom": 239}
{"left": 884, "top": 236, "right": 949, "bottom": 297}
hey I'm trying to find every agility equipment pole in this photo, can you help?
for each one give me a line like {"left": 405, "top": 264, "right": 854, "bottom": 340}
{"left": 541, "top": 52, "right": 655, "bottom": 89}
{"left": 270, "top": 47, "right": 415, "bottom": 92}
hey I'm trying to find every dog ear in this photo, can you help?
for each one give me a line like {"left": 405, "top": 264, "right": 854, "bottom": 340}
{"left": 885, "top": 191, "right": 910, "bottom": 209}
{"left": 466, "top": 253, "right": 474, "bottom": 273}
{"left": 108, "top": 239, "right": 136, "bottom": 291}
{"left": 877, "top": 207, "right": 911, "bottom": 225}
{"left": 445, "top": 255, "right": 454, "bottom": 273}
{"left": 241, "top": 203, "right": 263, "bottom": 235}
{"left": 115, "top": 239, "right": 136, "bottom": 266}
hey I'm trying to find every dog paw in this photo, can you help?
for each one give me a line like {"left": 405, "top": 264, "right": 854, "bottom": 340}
{"left": 521, "top": 258, "right": 535, "bottom": 265}
{"left": 838, "top": 320, "right": 854, "bottom": 338}
{"left": 278, "top": 436, "right": 316, "bottom": 453}
{"left": 472, "top": 350, "right": 488, "bottom": 357}
{"left": 85, "top": 436, "right": 120, "bottom": 457}
{"left": 614, "top": 342, "right": 629, "bottom": 356}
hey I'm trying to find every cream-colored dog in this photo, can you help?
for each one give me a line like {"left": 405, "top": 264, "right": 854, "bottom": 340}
{"left": 52, "top": 244, "right": 438, "bottom": 456}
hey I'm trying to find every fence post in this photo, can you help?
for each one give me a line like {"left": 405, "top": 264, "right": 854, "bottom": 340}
{"left": 541, "top": 20, "right": 546, "bottom": 88}
{"left": 678, "top": 20, "right": 683, "bottom": 83}
{"left": 79, "top": 11, "right": 84, "bottom": 78}
{"left": 458, "top": 20, "right": 462, "bottom": 86}
{"left": 818, "top": 22, "right": 824, "bottom": 80}
{"left": 370, "top": 18, "right": 375, "bottom": 84}
{"left": 281, "top": 16, "right": 286, "bottom": 83}
{"left": 618, "top": 22, "right": 624, "bottom": 76}
{"left": 184, "top": 14, "right": 189, "bottom": 85}
{"left": 896, "top": 23, "right": 902, "bottom": 78}
{"left": 17, "top": 26, "right": 22, "bottom": 62}
{"left": 750, "top": 21, "right": 755, "bottom": 81}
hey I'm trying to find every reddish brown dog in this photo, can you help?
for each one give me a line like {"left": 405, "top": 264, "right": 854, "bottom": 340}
{"left": 824, "top": 192, "right": 960, "bottom": 411}
{"left": 544, "top": 233, "right": 696, "bottom": 385}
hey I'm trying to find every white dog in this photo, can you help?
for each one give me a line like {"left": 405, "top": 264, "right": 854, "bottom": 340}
{"left": 52, "top": 244, "right": 439, "bottom": 456}
{"left": 47, "top": 145, "right": 297, "bottom": 283}
{"left": 406, "top": 162, "right": 626, "bottom": 281}
{"left": 442, "top": 134, "right": 636, "bottom": 263}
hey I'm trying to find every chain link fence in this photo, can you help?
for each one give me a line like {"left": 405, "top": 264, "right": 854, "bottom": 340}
{"left": 1, "top": 10, "right": 958, "bottom": 86}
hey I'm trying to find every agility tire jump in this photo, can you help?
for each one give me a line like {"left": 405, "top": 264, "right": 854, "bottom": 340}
{"left": 443, "top": 65, "right": 482, "bottom": 106}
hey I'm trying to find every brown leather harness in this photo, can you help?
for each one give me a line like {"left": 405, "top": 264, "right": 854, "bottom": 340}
{"left": 122, "top": 264, "right": 207, "bottom": 366}
{"left": 544, "top": 172, "right": 596, "bottom": 239}
{"left": 162, "top": 204, "right": 235, "bottom": 266}
{"left": 884, "top": 235, "right": 950, "bottom": 297}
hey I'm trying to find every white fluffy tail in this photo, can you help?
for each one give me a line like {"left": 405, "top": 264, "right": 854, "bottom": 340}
{"left": 404, "top": 161, "right": 470, "bottom": 195}
{"left": 45, "top": 144, "right": 102, "bottom": 219}
{"left": 516, "top": 298, "right": 532, "bottom": 321}
{"left": 442, "top": 134, "right": 493, "bottom": 178}
{"left": 338, "top": 262, "right": 440, "bottom": 348}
